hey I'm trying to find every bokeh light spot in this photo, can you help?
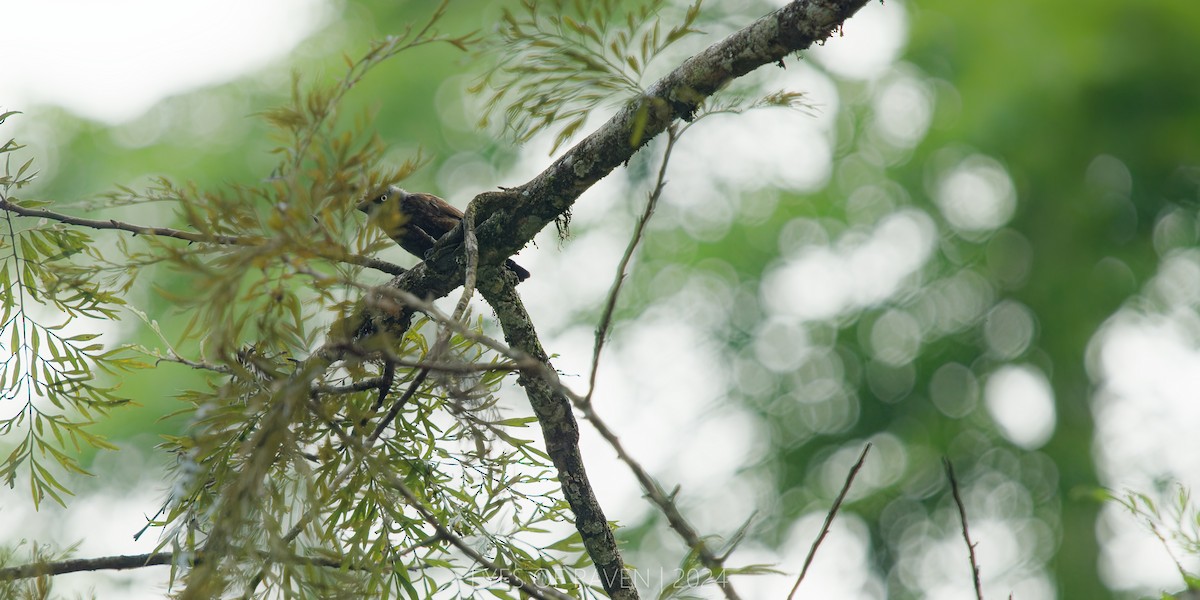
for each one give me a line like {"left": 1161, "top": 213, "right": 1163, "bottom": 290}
{"left": 870, "top": 309, "right": 922, "bottom": 366}
{"left": 983, "top": 300, "right": 1037, "bottom": 359}
{"left": 935, "top": 155, "right": 1017, "bottom": 234}
{"left": 929, "top": 362, "right": 979, "bottom": 418}
{"left": 985, "top": 365, "right": 1056, "bottom": 449}
{"left": 763, "top": 210, "right": 936, "bottom": 322}
{"left": 874, "top": 72, "right": 934, "bottom": 149}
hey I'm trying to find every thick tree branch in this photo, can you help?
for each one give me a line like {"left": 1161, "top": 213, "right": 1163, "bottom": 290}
{"left": 467, "top": 0, "right": 871, "bottom": 272}
{"left": 409, "top": 269, "right": 758, "bottom": 598}
{"left": 477, "top": 269, "right": 637, "bottom": 600}
{"left": 360, "top": 0, "right": 871, "bottom": 335}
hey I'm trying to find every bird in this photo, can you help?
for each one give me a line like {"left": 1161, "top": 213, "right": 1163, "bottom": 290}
{"left": 357, "top": 185, "right": 530, "bottom": 282}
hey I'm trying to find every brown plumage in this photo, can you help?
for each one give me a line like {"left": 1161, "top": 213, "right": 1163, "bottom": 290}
{"left": 357, "top": 186, "right": 530, "bottom": 282}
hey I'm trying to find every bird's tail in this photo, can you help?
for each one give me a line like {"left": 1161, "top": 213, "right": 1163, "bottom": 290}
{"left": 505, "top": 259, "right": 531, "bottom": 282}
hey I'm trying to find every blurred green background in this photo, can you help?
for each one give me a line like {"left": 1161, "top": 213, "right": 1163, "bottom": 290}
{"left": 5, "top": 0, "right": 1200, "bottom": 598}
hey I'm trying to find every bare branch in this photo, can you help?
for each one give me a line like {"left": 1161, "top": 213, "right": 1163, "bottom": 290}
{"left": 0, "top": 196, "right": 252, "bottom": 244}
{"left": 0, "top": 552, "right": 177, "bottom": 580}
{"left": 945, "top": 458, "right": 985, "bottom": 600}
{"left": 0, "top": 550, "right": 358, "bottom": 582}
{"left": 0, "top": 197, "right": 406, "bottom": 275}
{"left": 587, "top": 126, "right": 679, "bottom": 404}
{"left": 787, "top": 443, "right": 872, "bottom": 600}
{"left": 574, "top": 393, "right": 744, "bottom": 600}
{"left": 367, "top": 364, "right": 429, "bottom": 444}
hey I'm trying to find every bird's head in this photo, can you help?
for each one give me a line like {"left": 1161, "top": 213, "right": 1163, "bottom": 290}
{"left": 356, "top": 185, "right": 407, "bottom": 215}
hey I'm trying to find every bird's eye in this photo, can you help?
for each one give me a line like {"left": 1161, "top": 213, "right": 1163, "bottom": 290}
{"left": 378, "top": 193, "right": 389, "bottom": 203}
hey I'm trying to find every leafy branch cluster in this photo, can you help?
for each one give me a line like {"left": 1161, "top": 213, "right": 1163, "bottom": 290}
{"left": 128, "top": 12, "right": 603, "bottom": 597}
{"left": 1107, "top": 485, "right": 1200, "bottom": 594}
{"left": 153, "top": 314, "right": 579, "bottom": 598}
{"left": 0, "top": 7, "right": 587, "bottom": 599}
{"left": 473, "top": 0, "right": 702, "bottom": 152}
{"left": 0, "top": 110, "right": 143, "bottom": 508}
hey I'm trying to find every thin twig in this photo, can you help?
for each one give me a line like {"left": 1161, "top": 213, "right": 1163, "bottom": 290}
{"left": 454, "top": 199, "right": 482, "bottom": 321}
{"left": 155, "top": 353, "right": 233, "bottom": 374}
{"left": 0, "top": 197, "right": 406, "bottom": 275}
{"left": 315, "top": 377, "right": 389, "bottom": 394}
{"left": 368, "top": 366, "right": 430, "bottom": 444}
{"left": 586, "top": 126, "right": 678, "bottom": 404}
{"left": 787, "top": 443, "right": 872, "bottom": 600}
{"left": 572, "top": 397, "right": 743, "bottom": 600}
{"left": 0, "top": 551, "right": 362, "bottom": 582}
{"left": 370, "top": 358, "right": 397, "bottom": 412}
{"left": 0, "top": 197, "right": 252, "bottom": 244}
{"left": 945, "top": 458, "right": 985, "bottom": 600}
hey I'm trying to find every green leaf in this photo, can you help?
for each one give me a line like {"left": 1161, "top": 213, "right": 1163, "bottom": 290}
{"left": 15, "top": 157, "right": 36, "bottom": 182}
{"left": 495, "top": 416, "right": 538, "bottom": 428}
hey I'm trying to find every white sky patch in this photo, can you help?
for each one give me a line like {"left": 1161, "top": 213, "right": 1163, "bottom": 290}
{"left": 674, "top": 408, "right": 763, "bottom": 496}
{"left": 1097, "top": 499, "right": 1200, "bottom": 593}
{"left": 898, "top": 519, "right": 1054, "bottom": 600}
{"left": 1088, "top": 243, "right": 1200, "bottom": 594}
{"left": 984, "top": 364, "right": 1056, "bottom": 449}
{"left": 761, "top": 209, "right": 936, "bottom": 322}
{"left": 1091, "top": 313, "right": 1200, "bottom": 487}
{"left": 1, "top": 0, "right": 330, "bottom": 123}
{"left": 808, "top": 0, "right": 908, "bottom": 81}
{"left": 508, "top": 166, "right": 636, "bottom": 335}
{"left": 666, "top": 106, "right": 834, "bottom": 240}
{"left": 548, "top": 312, "right": 759, "bottom": 524}
{"left": 672, "top": 108, "right": 833, "bottom": 193}
{"left": 656, "top": 61, "right": 841, "bottom": 240}
{"left": 0, "top": 451, "right": 168, "bottom": 600}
